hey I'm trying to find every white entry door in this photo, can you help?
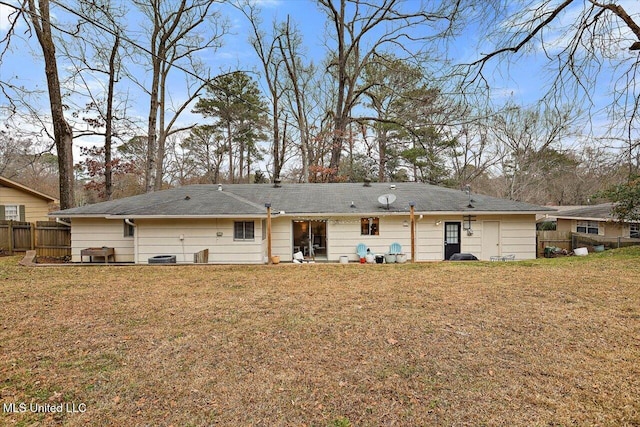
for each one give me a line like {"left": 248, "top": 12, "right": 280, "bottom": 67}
{"left": 482, "top": 221, "right": 500, "bottom": 259}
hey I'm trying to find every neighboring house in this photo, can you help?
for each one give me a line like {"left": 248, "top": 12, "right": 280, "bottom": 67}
{"left": 545, "top": 203, "right": 640, "bottom": 238}
{"left": 50, "top": 182, "right": 554, "bottom": 264}
{"left": 0, "top": 176, "right": 59, "bottom": 222}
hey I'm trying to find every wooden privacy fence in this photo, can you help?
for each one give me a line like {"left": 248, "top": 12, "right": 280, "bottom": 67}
{"left": 536, "top": 230, "right": 572, "bottom": 257}
{"left": 0, "top": 220, "right": 71, "bottom": 258}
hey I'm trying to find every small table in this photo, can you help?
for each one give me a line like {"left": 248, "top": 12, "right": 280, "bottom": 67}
{"left": 490, "top": 254, "right": 515, "bottom": 262}
{"left": 81, "top": 247, "right": 115, "bottom": 264}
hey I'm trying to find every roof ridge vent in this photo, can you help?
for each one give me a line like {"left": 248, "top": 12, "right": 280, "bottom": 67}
{"left": 363, "top": 178, "right": 372, "bottom": 187}
{"left": 217, "top": 184, "right": 223, "bottom": 191}
{"left": 273, "top": 179, "right": 282, "bottom": 188}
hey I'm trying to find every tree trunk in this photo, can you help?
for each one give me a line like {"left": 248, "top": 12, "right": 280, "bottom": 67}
{"left": 227, "top": 121, "right": 234, "bottom": 183}
{"left": 378, "top": 129, "right": 387, "bottom": 182}
{"left": 153, "top": 62, "right": 169, "bottom": 191}
{"left": 145, "top": 54, "right": 161, "bottom": 193}
{"left": 28, "top": 0, "right": 75, "bottom": 209}
{"left": 104, "top": 33, "right": 120, "bottom": 200}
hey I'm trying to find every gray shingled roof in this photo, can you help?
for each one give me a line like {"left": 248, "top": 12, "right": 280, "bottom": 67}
{"left": 552, "top": 203, "right": 615, "bottom": 220}
{"left": 51, "top": 182, "right": 554, "bottom": 218}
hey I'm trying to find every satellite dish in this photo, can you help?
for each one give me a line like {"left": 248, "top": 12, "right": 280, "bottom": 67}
{"left": 377, "top": 193, "right": 396, "bottom": 210}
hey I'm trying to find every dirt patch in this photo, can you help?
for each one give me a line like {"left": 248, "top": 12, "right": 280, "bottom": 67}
{"left": 35, "top": 256, "right": 70, "bottom": 264}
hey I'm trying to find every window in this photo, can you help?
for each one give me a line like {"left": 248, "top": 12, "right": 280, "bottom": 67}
{"left": 4, "top": 205, "right": 19, "bottom": 221}
{"left": 361, "top": 217, "right": 379, "bottom": 236}
{"left": 576, "top": 220, "right": 599, "bottom": 235}
{"left": 124, "top": 220, "right": 135, "bottom": 237}
{"left": 234, "top": 221, "right": 255, "bottom": 240}
{"left": 631, "top": 223, "right": 640, "bottom": 239}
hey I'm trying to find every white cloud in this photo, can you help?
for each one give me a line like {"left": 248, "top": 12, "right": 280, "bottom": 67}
{"left": 0, "top": 2, "right": 23, "bottom": 32}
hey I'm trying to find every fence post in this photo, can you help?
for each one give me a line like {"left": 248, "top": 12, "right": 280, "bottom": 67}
{"left": 8, "top": 220, "right": 13, "bottom": 255}
{"left": 30, "top": 222, "right": 36, "bottom": 250}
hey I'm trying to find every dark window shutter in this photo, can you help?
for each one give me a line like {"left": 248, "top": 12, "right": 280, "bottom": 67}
{"left": 19, "top": 205, "right": 26, "bottom": 222}
{"left": 0, "top": 205, "right": 4, "bottom": 220}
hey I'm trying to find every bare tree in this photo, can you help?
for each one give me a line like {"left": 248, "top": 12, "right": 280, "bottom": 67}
{"left": 239, "top": 3, "right": 288, "bottom": 182}
{"left": 317, "top": 0, "right": 462, "bottom": 181}
{"left": 277, "top": 16, "right": 319, "bottom": 183}
{"left": 487, "top": 104, "right": 577, "bottom": 202}
{"left": 132, "top": 0, "right": 227, "bottom": 192}
{"left": 21, "top": 0, "right": 75, "bottom": 209}
{"left": 58, "top": 0, "right": 130, "bottom": 201}
{"left": 464, "top": 1, "right": 640, "bottom": 160}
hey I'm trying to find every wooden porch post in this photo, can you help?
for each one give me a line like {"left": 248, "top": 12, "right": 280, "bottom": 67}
{"left": 409, "top": 202, "right": 415, "bottom": 262}
{"left": 265, "top": 203, "right": 272, "bottom": 264}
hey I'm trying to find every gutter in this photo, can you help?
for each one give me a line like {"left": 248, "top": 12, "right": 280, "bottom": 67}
{"left": 55, "top": 218, "right": 71, "bottom": 227}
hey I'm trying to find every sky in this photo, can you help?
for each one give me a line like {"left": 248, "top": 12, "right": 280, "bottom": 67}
{"left": 1, "top": 0, "right": 639, "bottom": 161}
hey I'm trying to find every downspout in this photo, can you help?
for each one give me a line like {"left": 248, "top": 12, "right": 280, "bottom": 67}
{"left": 125, "top": 219, "right": 138, "bottom": 264}
{"left": 409, "top": 202, "right": 415, "bottom": 262}
{"left": 265, "top": 203, "right": 272, "bottom": 264}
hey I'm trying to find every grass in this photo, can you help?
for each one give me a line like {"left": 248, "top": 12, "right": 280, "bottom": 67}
{"left": 0, "top": 248, "right": 639, "bottom": 426}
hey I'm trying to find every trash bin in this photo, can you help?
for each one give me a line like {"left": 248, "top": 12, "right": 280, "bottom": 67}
{"left": 148, "top": 255, "right": 176, "bottom": 264}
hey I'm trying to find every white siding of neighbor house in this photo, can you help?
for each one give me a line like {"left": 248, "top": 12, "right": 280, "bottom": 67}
{"left": 70, "top": 218, "right": 134, "bottom": 263}
{"left": 135, "top": 218, "right": 263, "bottom": 264}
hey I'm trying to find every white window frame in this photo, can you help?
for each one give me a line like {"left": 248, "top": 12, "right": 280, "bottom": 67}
{"left": 4, "top": 205, "right": 20, "bottom": 221}
{"left": 360, "top": 217, "right": 380, "bottom": 236}
{"left": 576, "top": 220, "right": 599, "bottom": 235}
{"left": 234, "top": 221, "right": 255, "bottom": 241}
{"left": 630, "top": 223, "right": 640, "bottom": 239}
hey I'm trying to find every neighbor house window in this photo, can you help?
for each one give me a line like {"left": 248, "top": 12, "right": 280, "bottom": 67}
{"left": 234, "top": 221, "right": 255, "bottom": 240}
{"left": 576, "top": 220, "right": 599, "bottom": 234}
{"left": 4, "top": 205, "right": 19, "bottom": 221}
{"left": 361, "top": 217, "right": 379, "bottom": 236}
{"left": 631, "top": 223, "right": 640, "bottom": 239}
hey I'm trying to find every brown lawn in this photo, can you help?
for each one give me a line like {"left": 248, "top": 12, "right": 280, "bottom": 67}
{"left": 0, "top": 249, "right": 639, "bottom": 426}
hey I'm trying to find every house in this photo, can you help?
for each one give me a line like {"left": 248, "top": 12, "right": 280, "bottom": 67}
{"left": 0, "top": 176, "right": 59, "bottom": 222}
{"left": 50, "top": 182, "right": 554, "bottom": 264}
{"left": 545, "top": 203, "right": 639, "bottom": 238}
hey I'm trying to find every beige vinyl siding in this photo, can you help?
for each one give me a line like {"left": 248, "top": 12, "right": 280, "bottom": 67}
{"left": 135, "top": 218, "right": 263, "bottom": 264}
{"left": 0, "top": 185, "right": 52, "bottom": 222}
{"left": 270, "top": 217, "right": 294, "bottom": 261}
{"left": 327, "top": 216, "right": 411, "bottom": 261}
{"left": 602, "top": 221, "right": 625, "bottom": 238}
{"left": 494, "top": 215, "right": 537, "bottom": 260}
{"left": 70, "top": 218, "right": 134, "bottom": 262}
{"left": 270, "top": 213, "right": 537, "bottom": 262}
{"left": 416, "top": 218, "right": 448, "bottom": 261}
{"left": 416, "top": 214, "right": 537, "bottom": 261}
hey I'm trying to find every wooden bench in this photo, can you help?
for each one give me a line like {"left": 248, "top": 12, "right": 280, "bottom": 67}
{"left": 81, "top": 247, "right": 115, "bottom": 264}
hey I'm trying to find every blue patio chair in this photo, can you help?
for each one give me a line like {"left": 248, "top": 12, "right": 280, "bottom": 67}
{"left": 389, "top": 242, "right": 402, "bottom": 254}
{"left": 356, "top": 243, "right": 368, "bottom": 258}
